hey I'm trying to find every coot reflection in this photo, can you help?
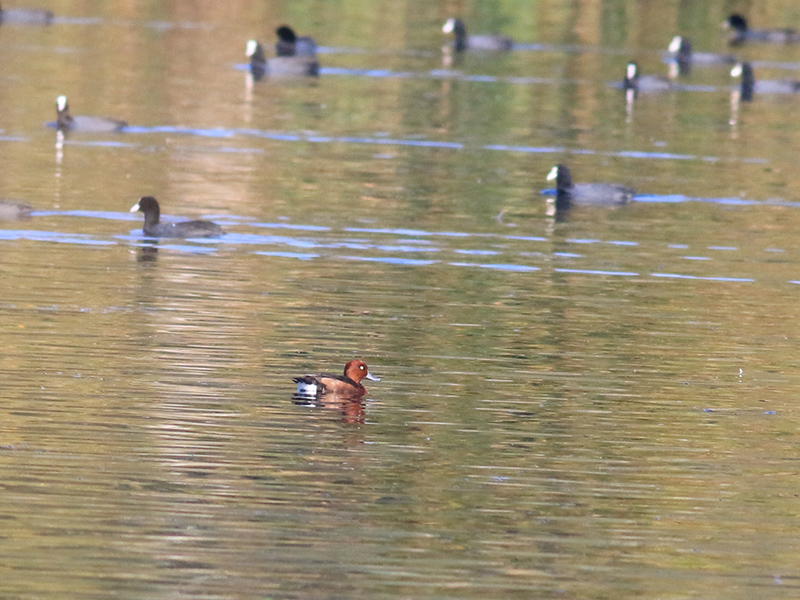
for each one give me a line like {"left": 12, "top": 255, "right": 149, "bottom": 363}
{"left": 0, "top": 199, "right": 32, "bottom": 220}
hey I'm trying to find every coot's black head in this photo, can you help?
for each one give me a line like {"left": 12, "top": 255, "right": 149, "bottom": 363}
{"left": 726, "top": 14, "right": 748, "bottom": 32}
{"left": 275, "top": 25, "right": 298, "bottom": 56}
{"left": 731, "top": 62, "right": 754, "bottom": 102}
{"left": 276, "top": 25, "right": 297, "bottom": 43}
{"left": 547, "top": 164, "right": 573, "bottom": 191}
{"left": 130, "top": 196, "right": 160, "bottom": 222}
{"left": 443, "top": 17, "right": 467, "bottom": 52}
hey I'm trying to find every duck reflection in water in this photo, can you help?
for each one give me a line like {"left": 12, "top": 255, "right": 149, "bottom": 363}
{"left": 0, "top": 199, "right": 33, "bottom": 220}
{"left": 292, "top": 394, "right": 369, "bottom": 424}
{"left": 136, "top": 244, "right": 159, "bottom": 263}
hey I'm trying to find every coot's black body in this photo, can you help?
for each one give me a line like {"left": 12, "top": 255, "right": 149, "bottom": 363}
{"left": 623, "top": 62, "right": 673, "bottom": 93}
{"left": 130, "top": 197, "right": 224, "bottom": 238}
{"left": 667, "top": 36, "right": 736, "bottom": 75}
{"left": 275, "top": 25, "right": 317, "bottom": 57}
{"left": 724, "top": 14, "right": 800, "bottom": 46}
{"left": 547, "top": 164, "right": 634, "bottom": 214}
{"left": 246, "top": 39, "right": 319, "bottom": 80}
{"left": 442, "top": 18, "right": 513, "bottom": 52}
{"left": 56, "top": 95, "right": 127, "bottom": 133}
{"left": 732, "top": 62, "right": 800, "bottom": 102}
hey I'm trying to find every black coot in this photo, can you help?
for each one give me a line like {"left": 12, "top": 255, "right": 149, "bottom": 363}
{"left": 731, "top": 62, "right": 800, "bottom": 101}
{"left": 623, "top": 62, "right": 673, "bottom": 93}
{"left": 667, "top": 36, "right": 736, "bottom": 75}
{"left": 130, "top": 197, "right": 224, "bottom": 238}
{"left": 442, "top": 18, "right": 512, "bottom": 52}
{"left": 275, "top": 25, "right": 317, "bottom": 57}
{"left": 724, "top": 14, "right": 800, "bottom": 46}
{"left": 246, "top": 39, "right": 319, "bottom": 80}
{"left": 547, "top": 164, "right": 634, "bottom": 213}
{"left": 56, "top": 95, "right": 127, "bottom": 133}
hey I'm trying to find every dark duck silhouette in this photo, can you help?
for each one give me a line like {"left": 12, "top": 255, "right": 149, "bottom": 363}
{"left": 275, "top": 25, "right": 317, "bottom": 57}
{"left": 667, "top": 36, "right": 736, "bottom": 75}
{"left": 55, "top": 95, "right": 127, "bottom": 133}
{"left": 623, "top": 61, "right": 673, "bottom": 93}
{"left": 129, "top": 196, "right": 224, "bottom": 238}
{"left": 724, "top": 13, "right": 800, "bottom": 46}
{"left": 246, "top": 39, "right": 319, "bottom": 80}
{"left": 442, "top": 17, "right": 513, "bottom": 52}
{"left": 546, "top": 164, "right": 634, "bottom": 216}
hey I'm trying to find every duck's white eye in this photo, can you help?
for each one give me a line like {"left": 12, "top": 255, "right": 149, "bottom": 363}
{"left": 546, "top": 165, "right": 559, "bottom": 181}
{"left": 668, "top": 36, "right": 682, "bottom": 52}
{"left": 731, "top": 63, "right": 742, "bottom": 77}
{"left": 442, "top": 18, "right": 455, "bottom": 33}
{"left": 246, "top": 39, "right": 258, "bottom": 56}
{"left": 56, "top": 95, "right": 68, "bottom": 110}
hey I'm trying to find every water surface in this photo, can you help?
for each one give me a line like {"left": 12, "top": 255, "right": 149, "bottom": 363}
{"left": 2, "top": 1, "right": 800, "bottom": 598}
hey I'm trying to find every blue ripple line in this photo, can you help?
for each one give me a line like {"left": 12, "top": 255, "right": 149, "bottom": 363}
{"left": 322, "top": 66, "right": 564, "bottom": 86}
{"left": 346, "top": 227, "right": 472, "bottom": 238}
{"left": 303, "top": 134, "right": 463, "bottom": 149}
{"left": 0, "top": 230, "right": 113, "bottom": 244}
{"left": 566, "top": 238, "right": 601, "bottom": 244}
{"left": 346, "top": 227, "right": 431, "bottom": 236}
{"left": 342, "top": 255, "right": 438, "bottom": 266}
{"left": 507, "top": 235, "right": 549, "bottom": 242}
{"left": 60, "top": 139, "right": 138, "bottom": 148}
{"left": 651, "top": 273, "right": 754, "bottom": 282}
{"left": 250, "top": 222, "right": 331, "bottom": 232}
{"left": 491, "top": 144, "right": 767, "bottom": 164}
{"left": 254, "top": 251, "right": 318, "bottom": 260}
{"left": 455, "top": 249, "right": 499, "bottom": 256}
{"left": 555, "top": 268, "right": 638, "bottom": 276}
{"left": 151, "top": 244, "right": 218, "bottom": 253}
{"left": 121, "top": 124, "right": 770, "bottom": 165}
{"left": 451, "top": 262, "right": 540, "bottom": 272}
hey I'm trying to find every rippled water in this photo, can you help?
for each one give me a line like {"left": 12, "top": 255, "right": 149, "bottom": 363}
{"left": 3, "top": 1, "right": 800, "bottom": 598}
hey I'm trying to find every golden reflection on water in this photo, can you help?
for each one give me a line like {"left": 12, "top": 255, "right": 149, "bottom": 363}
{"left": 2, "top": 0, "right": 800, "bottom": 598}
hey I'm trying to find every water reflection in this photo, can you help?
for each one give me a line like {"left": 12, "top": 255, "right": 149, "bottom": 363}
{"left": 6, "top": 1, "right": 800, "bottom": 597}
{"left": 136, "top": 244, "right": 159, "bottom": 263}
{"left": 292, "top": 394, "right": 368, "bottom": 424}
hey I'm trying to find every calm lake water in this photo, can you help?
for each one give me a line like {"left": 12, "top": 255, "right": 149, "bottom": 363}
{"left": 3, "top": 0, "right": 800, "bottom": 598}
